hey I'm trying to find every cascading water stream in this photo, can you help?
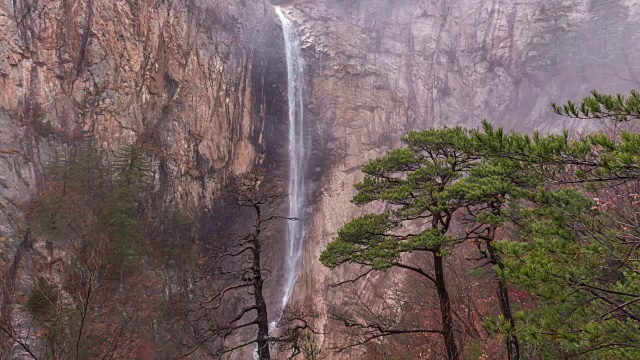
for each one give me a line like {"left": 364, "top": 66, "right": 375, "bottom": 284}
{"left": 275, "top": 7, "right": 307, "bottom": 314}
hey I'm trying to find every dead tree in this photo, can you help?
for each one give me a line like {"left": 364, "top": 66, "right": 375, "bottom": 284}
{"left": 183, "top": 170, "right": 305, "bottom": 359}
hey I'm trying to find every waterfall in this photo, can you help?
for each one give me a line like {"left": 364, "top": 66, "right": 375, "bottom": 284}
{"left": 275, "top": 7, "right": 307, "bottom": 312}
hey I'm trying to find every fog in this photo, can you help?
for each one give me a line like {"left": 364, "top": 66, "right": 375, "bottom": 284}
{"left": 279, "top": 0, "right": 640, "bottom": 134}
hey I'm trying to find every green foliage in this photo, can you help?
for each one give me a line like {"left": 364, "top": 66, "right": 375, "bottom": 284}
{"left": 552, "top": 89, "right": 640, "bottom": 122}
{"left": 494, "top": 188, "right": 640, "bottom": 359}
{"left": 322, "top": 90, "right": 640, "bottom": 359}
{"left": 106, "top": 145, "right": 151, "bottom": 258}
{"left": 32, "top": 142, "right": 153, "bottom": 261}
{"left": 483, "top": 91, "right": 640, "bottom": 359}
{"left": 321, "top": 128, "right": 484, "bottom": 271}
{"left": 320, "top": 125, "right": 554, "bottom": 359}
{"left": 299, "top": 333, "right": 323, "bottom": 360}
{"left": 111, "top": 145, "right": 152, "bottom": 190}
{"left": 466, "top": 339, "right": 485, "bottom": 360}
{"left": 474, "top": 113, "right": 640, "bottom": 183}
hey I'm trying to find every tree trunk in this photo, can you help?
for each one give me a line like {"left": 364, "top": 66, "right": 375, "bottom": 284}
{"left": 487, "top": 226, "right": 520, "bottom": 360}
{"left": 433, "top": 250, "right": 459, "bottom": 360}
{"left": 253, "top": 207, "right": 271, "bottom": 360}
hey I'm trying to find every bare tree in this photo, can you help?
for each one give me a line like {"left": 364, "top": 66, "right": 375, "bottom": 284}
{"left": 182, "top": 170, "right": 314, "bottom": 359}
{"left": 0, "top": 235, "right": 136, "bottom": 360}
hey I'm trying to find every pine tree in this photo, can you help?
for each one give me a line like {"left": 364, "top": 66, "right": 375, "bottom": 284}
{"left": 320, "top": 127, "right": 538, "bottom": 359}
{"left": 481, "top": 91, "right": 640, "bottom": 358}
{"left": 493, "top": 187, "right": 640, "bottom": 359}
{"left": 105, "top": 145, "right": 151, "bottom": 259}
{"left": 445, "top": 153, "right": 541, "bottom": 360}
{"left": 320, "top": 90, "right": 640, "bottom": 358}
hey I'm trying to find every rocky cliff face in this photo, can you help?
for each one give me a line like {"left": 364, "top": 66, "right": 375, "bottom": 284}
{"left": 0, "top": 0, "right": 286, "bottom": 234}
{"left": 0, "top": 0, "right": 287, "bottom": 356}
{"left": 2, "top": 0, "right": 640, "bottom": 357}
{"left": 276, "top": 0, "right": 640, "bottom": 351}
